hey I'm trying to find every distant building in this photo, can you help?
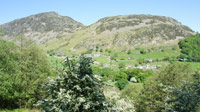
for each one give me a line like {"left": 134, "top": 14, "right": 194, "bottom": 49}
{"left": 84, "top": 54, "right": 93, "bottom": 58}
{"left": 93, "top": 54, "right": 101, "bottom": 57}
{"left": 134, "top": 64, "right": 161, "bottom": 70}
{"left": 126, "top": 65, "right": 132, "bottom": 69}
{"left": 145, "top": 59, "right": 153, "bottom": 62}
{"left": 84, "top": 54, "right": 101, "bottom": 58}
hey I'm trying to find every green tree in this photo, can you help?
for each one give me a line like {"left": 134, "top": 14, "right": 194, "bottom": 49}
{"left": 178, "top": 34, "right": 200, "bottom": 62}
{"left": 166, "top": 72, "right": 200, "bottom": 112}
{"left": 115, "top": 79, "right": 129, "bottom": 90}
{"left": 37, "top": 57, "right": 114, "bottom": 112}
{"left": 0, "top": 28, "right": 4, "bottom": 36}
{"left": 96, "top": 46, "right": 99, "bottom": 52}
{"left": 0, "top": 40, "right": 52, "bottom": 109}
{"left": 19, "top": 44, "right": 52, "bottom": 106}
{"left": 140, "top": 49, "right": 146, "bottom": 54}
{"left": 127, "top": 49, "right": 131, "bottom": 54}
{"left": 114, "top": 71, "right": 128, "bottom": 81}
{"left": 136, "top": 63, "right": 193, "bottom": 112}
{"left": 0, "top": 40, "right": 21, "bottom": 108}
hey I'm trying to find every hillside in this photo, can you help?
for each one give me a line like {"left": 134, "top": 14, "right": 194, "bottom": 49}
{"left": 0, "top": 12, "right": 84, "bottom": 44}
{"left": 44, "top": 14, "right": 195, "bottom": 52}
{"left": 0, "top": 12, "right": 195, "bottom": 51}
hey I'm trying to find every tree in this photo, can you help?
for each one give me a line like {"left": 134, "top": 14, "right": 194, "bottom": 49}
{"left": 0, "top": 40, "right": 21, "bottom": 108}
{"left": 0, "top": 40, "right": 52, "bottom": 109}
{"left": 136, "top": 63, "right": 193, "bottom": 112}
{"left": 166, "top": 72, "right": 200, "bottom": 112}
{"left": 115, "top": 79, "right": 129, "bottom": 90}
{"left": 0, "top": 28, "right": 4, "bottom": 36}
{"left": 37, "top": 57, "right": 114, "bottom": 112}
{"left": 114, "top": 71, "right": 128, "bottom": 81}
{"left": 96, "top": 46, "right": 99, "bottom": 52}
{"left": 127, "top": 49, "right": 131, "bottom": 54}
{"left": 178, "top": 34, "right": 200, "bottom": 62}
{"left": 19, "top": 44, "right": 52, "bottom": 107}
{"left": 140, "top": 49, "right": 146, "bottom": 54}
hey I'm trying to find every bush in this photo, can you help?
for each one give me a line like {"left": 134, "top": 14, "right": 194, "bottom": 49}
{"left": 121, "top": 83, "right": 143, "bottom": 100}
{"left": 118, "top": 62, "right": 125, "bottom": 69}
{"left": 140, "top": 49, "right": 146, "bottom": 54}
{"left": 127, "top": 49, "right": 131, "bottom": 54}
{"left": 47, "top": 50, "right": 56, "bottom": 56}
{"left": 114, "top": 71, "right": 128, "bottom": 81}
{"left": 37, "top": 57, "right": 114, "bottom": 112}
{"left": 115, "top": 79, "right": 129, "bottom": 90}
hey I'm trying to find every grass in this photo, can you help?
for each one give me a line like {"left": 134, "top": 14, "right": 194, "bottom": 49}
{"left": 0, "top": 109, "right": 40, "bottom": 112}
{"left": 179, "top": 62, "right": 200, "bottom": 70}
{"left": 48, "top": 56, "right": 63, "bottom": 68}
{"left": 93, "top": 57, "right": 110, "bottom": 64}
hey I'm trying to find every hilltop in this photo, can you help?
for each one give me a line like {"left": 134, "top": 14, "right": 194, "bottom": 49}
{"left": 0, "top": 12, "right": 83, "bottom": 44}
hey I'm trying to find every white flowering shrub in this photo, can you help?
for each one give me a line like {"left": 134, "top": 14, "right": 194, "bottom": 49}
{"left": 104, "top": 86, "right": 135, "bottom": 112}
{"left": 36, "top": 57, "right": 114, "bottom": 112}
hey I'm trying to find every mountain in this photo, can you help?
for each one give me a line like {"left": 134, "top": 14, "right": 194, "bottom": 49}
{"left": 0, "top": 12, "right": 83, "bottom": 44}
{"left": 0, "top": 12, "right": 195, "bottom": 52}
{"left": 44, "top": 14, "right": 195, "bottom": 52}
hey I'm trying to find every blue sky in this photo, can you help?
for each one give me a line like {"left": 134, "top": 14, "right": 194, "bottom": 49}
{"left": 0, "top": 0, "right": 199, "bottom": 32}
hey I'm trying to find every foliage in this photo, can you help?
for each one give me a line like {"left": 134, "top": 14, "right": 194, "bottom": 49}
{"left": 96, "top": 67, "right": 117, "bottom": 81}
{"left": 0, "top": 40, "right": 52, "bottom": 109}
{"left": 136, "top": 63, "right": 193, "bottom": 112}
{"left": 0, "top": 40, "right": 20, "bottom": 109}
{"left": 121, "top": 83, "right": 143, "bottom": 100}
{"left": 140, "top": 49, "right": 146, "bottom": 54}
{"left": 115, "top": 79, "right": 129, "bottom": 90}
{"left": 104, "top": 86, "right": 135, "bottom": 112}
{"left": 96, "top": 46, "right": 99, "bottom": 52}
{"left": 127, "top": 49, "right": 131, "bottom": 54}
{"left": 37, "top": 57, "right": 114, "bottom": 112}
{"left": 114, "top": 71, "right": 128, "bottom": 81}
{"left": 178, "top": 34, "right": 200, "bottom": 62}
{"left": 47, "top": 50, "right": 56, "bottom": 56}
{"left": 0, "top": 28, "right": 4, "bottom": 36}
{"left": 118, "top": 62, "right": 125, "bottom": 69}
{"left": 124, "top": 68, "right": 153, "bottom": 83}
{"left": 166, "top": 72, "right": 200, "bottom": 112}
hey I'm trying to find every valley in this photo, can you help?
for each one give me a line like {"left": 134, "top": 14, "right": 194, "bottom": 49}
{"left": 0, "top": 11, "right": 200, "bottom": 112}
